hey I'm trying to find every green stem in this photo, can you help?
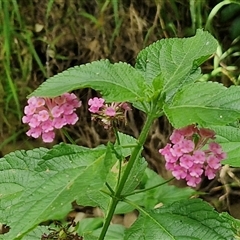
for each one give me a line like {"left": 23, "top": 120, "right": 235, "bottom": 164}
{"left": 113, "top": 123, "right": 121, "bottom": 145}
{"left": 98, "top": 113, "right": 156, "bottom": 240}
{"left": 105, "top": 182, "right": 114, "bottom": 195}
{"left": 112, "top": 126, "right": 123, "bottom": 188}
{"left": 121, "top": 144, "right": 138, "bottom": 148}
{"left": 124, "top": 177, "right": 175, "bottom": 197}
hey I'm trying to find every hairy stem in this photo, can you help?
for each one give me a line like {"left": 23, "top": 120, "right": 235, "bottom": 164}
{"left": 98, "top": 113, "right": 156, "bottom": 240}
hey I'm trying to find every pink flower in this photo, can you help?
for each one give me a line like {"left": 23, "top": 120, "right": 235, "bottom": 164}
{"left": 186, "top": 175, "right": 201, "bottom": 187}
{"left": 22, "top": 115, "right": 31, "bottom": 124}
{"left": 88, "top": 97, "right": 105, "bottom": 113}
{"left": 159, "top": 124, "right": 226, "bottom": 187}
{"left": 179, "top": 154, "right": 194, "bottom": 168}
{"left": 165, "top": 152, "right": 178, "bottom": 163}
{"left": 28, "top": 115, "right": 41, "bottom": 128}
{"left": 60, "top": 103, "right": 74, "bottom": 115}
{"left": 159, "top": 143, "right": 171, "bottom": 156}
{"left": 23, "top": 93, "right": 81, "bottom": 143}
{"left": 165, "top": 161, "right": 176, "bottom": 171}
{"left": 169, "top": 130, "right": 184, "bottom": 144}
{"left": 64, "top": 113, "right": 78, "bottom": 125}
{"left": 216, "top": 151, "right": 227, "bottom": 160}
{"left": 27, "top": 96, "right": 38, "bottom": 105}
{"left": 88, "top": 97, "right": 131, "bottom": 129}
{"left": 24, "top": 105, "right": 36, "bottom": 115}
{"left": 209, "top": 142, "right": 223, "bottom": 155}
{"left": 51, "top": 106, "right": 64, "bottom": 118}
{"left": 207, "top": 155, "right": 221, "bottom": 169}
{"left": 105, "top": 107, "right": 116, "bottom": 117}
{"left": 26, "top": 126, "right": 42, "bottom": 138}
{"left": 52, "top": 117, "right": 66, "bottom": 129}
{"left": 170, "top": 144, "right": 184, "bottom": 157}
{"left": 178, "top": 139, "right": 194, "bottom": 153}
{"left": 189, "top": 164, "right": 203, "bottom": 177}
{"left": 172, "top": 165, "right": 187, "bottom": 180}
{"left": 192, "top": 150, "right": 205, "bottom": 164}
{"left": 41, "top": 120, "right": 54, "bottom": 132}
{"left": 38, "top": 110, "right": 49, "bottom": 122}
{"left": 42, "top": 131, "right": 55, "bottom": 143}
{"left": 204, "top": 166, "right": 217, "bottom": 180}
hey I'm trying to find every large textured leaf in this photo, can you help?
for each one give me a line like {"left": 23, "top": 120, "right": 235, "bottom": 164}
{"left": 29, "top": 60, "right": 145, "bottom": 103}
{"left": 164, "top": 82, "right": 240, "bottom": 128}
{"left": 0, "top": 143, "right": 116, "bottom": 239}
{"left": 124, "top": 199, "right": 236, "bottom": 240}
{"left": 135, "top": 29, "right": 218, "bottom": 100}
{"left": 210, "top": 125, "right": 240, "bottom": 167}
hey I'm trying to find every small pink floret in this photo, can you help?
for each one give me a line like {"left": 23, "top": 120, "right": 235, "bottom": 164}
{"left": 50, "top": 106, "right": 62, "bottom": 118}
{"left": 105, "top": 107, "right": 116, "bottom": 117}
{"left": 172, "top": 165, "right": 187, "bottom": 180}
{"left": 209, "top": 142, "right": 223, "bottom": 155}
{"left": 186, "top": 175, "right": 201, "bottom": 187}
{"left": 42, "top": 131, "right": 55, "bottom": 143}
{"left": 179, "top": 154, "right": 194, "bottom": 168}
{"left": 169, "top": 130, "right": 184, "bottom": 144}
{"left": 24, "top": 105, "right": 36, "bottom": 115}
{"left": 38, "top": 110, "right": 49, "bottom": 122}
{"left": 65, "top": 113, "right": 79, "bottom": 125}
{"left": 207, "top": 155, "right": 221, "bottom": 170}
{"left": 88, "top": 97, "right": 105, "bottom": 108}
{"left": 179, "top": 139, "right": 194, "bottom": 153}
{"left": 170, "top": 144, "right": 184, "bottom": 157}
{"left": 192, "top": 150, "right": 205, "bottom": 164}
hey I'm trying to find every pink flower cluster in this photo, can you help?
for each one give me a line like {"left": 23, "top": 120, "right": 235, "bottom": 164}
{"left": 22, "top": 93, "right": 81, "bottom": 142}
{"left": 88, "top": 97, "right": 131, "bottom": 128}
{"left": 159, "top": 125, "right": 226, "bottom": 187}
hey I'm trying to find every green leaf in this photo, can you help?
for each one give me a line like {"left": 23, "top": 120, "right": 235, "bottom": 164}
{"left": 164, "top": 82, "right": 240, "bottom": 128}
{"left": 0, "top": 143, "right": 116, "bottom": 239}
{"left": 22, "top": 226, "right": 50, "bottom": 240}
{"left": 210, "top": 125, "right": 240, "bottom": 167}
{"left": 76, "top": 217, "right": 103, "bottom": 237}
{"left": 135, "top": 29, "right": 218, "bottom": 100}
{"left": 124, "top": 199, "right": 236, "bottom": 240}
{"left": 29, "top": 59, "right": 145, "bottom": 103}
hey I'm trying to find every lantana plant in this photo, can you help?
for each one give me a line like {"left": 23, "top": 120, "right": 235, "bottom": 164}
{"left": 1, "top": 29, "right": 240, "bottom": 239}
